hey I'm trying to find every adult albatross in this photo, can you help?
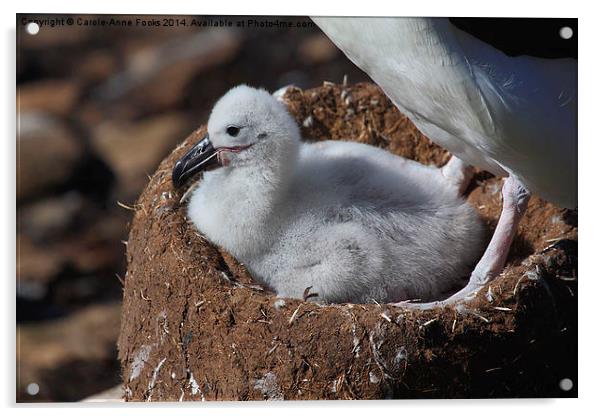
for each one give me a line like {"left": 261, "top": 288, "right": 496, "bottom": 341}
{"left": 312, "top": 17, "right": 577, "bottom": 307}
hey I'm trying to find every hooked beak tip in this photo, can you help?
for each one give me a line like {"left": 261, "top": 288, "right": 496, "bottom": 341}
{"left": 171, "top": 134, "right": 218, "bottom": 189}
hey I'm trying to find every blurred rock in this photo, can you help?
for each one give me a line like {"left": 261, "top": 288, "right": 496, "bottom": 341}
{"left": 19, "top": 192, "right": 84, "bottom": 242}
{"left": 94, "top": 29, "right": 242, "bottom": 117}
{"left": 17, "top": 303, "right": 121, "bottom": 402}
{"left": 17, "top": 234, "right": 64, "bottom": 300}
{"left": 75, "top": 50, "right": 117, "bottom": 83}
{"left": 92, "top": 113, "right": 190, "bottom": 198}
{"left": 18, "top": 80, "right": 81, "bottom": 117}
{"left": 18, "top": 210, "right": 127, "bottom": 304}
{"left": 17, "top": 113, "right": 84, "bottom": 201}
{"left": 297, "top": 34, "right": 339, "bottom": 64}
{"left": 60, "top": 214, "right": 126, "bottom": 274}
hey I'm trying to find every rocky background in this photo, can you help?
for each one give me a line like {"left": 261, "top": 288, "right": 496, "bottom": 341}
{"left": 16, "top": 14, "right": 369, "bottom": 402}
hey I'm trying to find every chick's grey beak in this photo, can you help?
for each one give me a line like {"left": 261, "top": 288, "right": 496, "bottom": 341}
{"left": 172, "top": 134, "right": 219, "bottom": 188}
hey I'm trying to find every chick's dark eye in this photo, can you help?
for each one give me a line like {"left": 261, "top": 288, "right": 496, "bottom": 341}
{"left": 226, "top": 126, "right": 240, "bottom": 137}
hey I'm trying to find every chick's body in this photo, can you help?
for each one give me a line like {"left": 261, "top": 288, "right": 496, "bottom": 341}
{"left": 186, "top": 87, "right": 484, "bottom": 304}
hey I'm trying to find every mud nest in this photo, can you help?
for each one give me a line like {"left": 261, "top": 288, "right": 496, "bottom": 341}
{"left": 118, "top": 82, "right": 577, "bottom": 401}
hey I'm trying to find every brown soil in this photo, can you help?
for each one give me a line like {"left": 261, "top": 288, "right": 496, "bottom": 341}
{"left": 118, "top": 82, "right": 577, "bottom": 401}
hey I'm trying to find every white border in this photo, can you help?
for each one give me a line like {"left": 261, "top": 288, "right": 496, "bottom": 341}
{"left": 2, "top": 0, "right": 584, "bottom": 17}
{"left": 3, "top": 0, "right": 600, "bottom": 415}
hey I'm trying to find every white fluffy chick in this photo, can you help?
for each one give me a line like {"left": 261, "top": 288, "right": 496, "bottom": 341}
{"left": 172, "top": 85, "right": 484, "bottom": 304}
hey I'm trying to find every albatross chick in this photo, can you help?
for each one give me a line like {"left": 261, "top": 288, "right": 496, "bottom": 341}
{"left": 172, "top": 85, "right": 484, "bottom": 304}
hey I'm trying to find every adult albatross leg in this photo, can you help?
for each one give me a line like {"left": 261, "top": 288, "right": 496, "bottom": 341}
{"left": 394, "top": 174, "right": 531, "bottom": 309}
